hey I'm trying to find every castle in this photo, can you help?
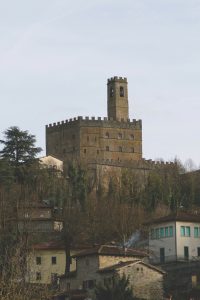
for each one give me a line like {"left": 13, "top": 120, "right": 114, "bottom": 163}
{"left": 46, "top": 76, "right": 173, "bottom": 187}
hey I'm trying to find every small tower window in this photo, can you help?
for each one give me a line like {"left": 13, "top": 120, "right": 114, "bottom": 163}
{"left": 105, "top": 132, "right": 109, "bottom": 138}
{"left": 130, "top": 134, "right": 134, "bottom": 140}
{"left": 110, "top": 87, "right": 114, "bottom": 97}
{"left": 84, "top": 149, "right": 87, "bottom": 154}
{"left": 119, "top": 146, "right": 122, "bottom": 152}
{"left": 120, "top": 86, "right": 124, "bottom": 97}
{"left": 118, "top": 133, "right": 122, "bottom": 139}
{"left": 97, "top": 150, "right": 99, "bottom": 155}
{"left": 106, "top": 146, "right": 109, "bottom": 151}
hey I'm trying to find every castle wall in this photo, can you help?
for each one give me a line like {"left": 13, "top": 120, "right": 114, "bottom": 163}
{"left": 46, "top": 117, "right": 142, "bottom": 166}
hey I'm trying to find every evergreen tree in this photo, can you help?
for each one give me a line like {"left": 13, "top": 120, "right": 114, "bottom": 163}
{"left": 0, "top": 126, "right": 42, "bottom": 166}
{"left": 95, "top": 274, "right": 135, "bottom": 300}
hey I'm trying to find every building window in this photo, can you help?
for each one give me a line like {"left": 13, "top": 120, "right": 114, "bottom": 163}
{"left": 36, "top": 272, "right": 41, "bottom": 281}
{"left": 106, "top": 146, "right": 109, "bottom": 151}
{"left": 198, "top": 247, "right": 200, "bottom": 257}
{"left": 87, "top": 136, "right": 89, "bottom": 142}
{"left": 52, "top": 256, "right": 57, "bottom": 265}
{"left": 181, "top": 226, "right": 190, "bottom": 237}
{"left": 130, "top": 134, "right": 134, "bottom": 140}
{"left": 160, "top": 228, "right": 164, "bottom": 238}
{"left": 194, "top": 227, "right": 200, "bottom": 238}
{"left": 151, "top": 226, "right": 173, "bottom": 240}
{"left": 120, "top": 86, "right": 124, "bottom": 97}
{"left": 110, "top": 87, "right": 114, "bottom": 97}
{"left": 97, "top": 150, "right": 99, "bottom": 155}
{"left": 105, "top": 132, "right": 109, "bottom": 138}
{"left": 84, "top": 149, "right": 87, "bottom": 154}
{"left": 131, "top": 147, "right": 134, "bottom": 153}
{"left": 118, "top": 133, "right": 122, "bottom": 139}
{"left": 36, "top": 257, "right": 41, "bottom": 265}
{"left": 119, "top": 146, "right": 122, "bottom": 152}
{"left": 83, "top": 280, "right": 96, "bottom": 289}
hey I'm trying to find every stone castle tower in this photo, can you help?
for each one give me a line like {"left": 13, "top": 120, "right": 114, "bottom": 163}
{"left": 46, "top": 76, "right": 142, "bottom": 168}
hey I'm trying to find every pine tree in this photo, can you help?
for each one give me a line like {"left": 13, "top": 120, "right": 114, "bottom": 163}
{"left": 0, "top": 126, "right": 42, "bottom": 166}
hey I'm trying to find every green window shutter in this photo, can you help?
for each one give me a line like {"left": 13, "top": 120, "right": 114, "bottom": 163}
{"left": 181, "top": 226, "right": 185, "bottom": 237}
{"left": 160, "top": 228, "right": 164, "bottom": 238}
{"left": 194, "top": 227, "right": 198, "bottom": 238}
{"left": 165, "top": 227, "right": 169, "bottom": 237}
{"left": 169, "top": 226, "right": 173, "bottom": 237}
{"left": 186, "top": 226, "right": 190, "bottom": 237}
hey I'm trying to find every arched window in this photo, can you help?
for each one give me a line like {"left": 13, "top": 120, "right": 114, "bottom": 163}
{"left": 118, "top": 133, "right": 122, "bottom": 139}
{"left": 130, "top": 134, "right": 134, "bottom": 140}
{"left": 84, "top": 149, "right": 87, "bottom": 154}
{"left": 110, "top": 87, "right": 114, "bottom": 97}
{"left": 105, "top": 132, "right": 109, "bottom": 138}
{"left": 106, "top": 146, "right": 109, "bottom": 151}
{"left": 120, "top": 86, "right": 124, "bottom": 97}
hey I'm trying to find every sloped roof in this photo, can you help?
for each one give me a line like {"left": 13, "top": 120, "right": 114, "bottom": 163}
{"left": 98, "top": 259, "right": 166, "bottom": 275}
{"left": 72, "top": 245, "right": 148, "bottom": 258}
{"left": 144, "top": 212, "right": 200, "bottom": 225}
{"left": 31, "top": 240, "right": 65, "bottom": 250}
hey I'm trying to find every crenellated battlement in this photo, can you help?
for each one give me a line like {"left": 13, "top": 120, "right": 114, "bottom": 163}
{"left": 88, "top": 158, "right": 175, "bottom": 169}
{"left": 46, "top": 117, "right": 142, "bottom": 129}
{"left": 107, "top": 76, "right": 127, "bottom": 83}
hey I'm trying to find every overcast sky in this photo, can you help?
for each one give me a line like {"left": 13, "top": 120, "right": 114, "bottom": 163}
{"left": 1, "top": 0, "right": 200, "bottom": 167}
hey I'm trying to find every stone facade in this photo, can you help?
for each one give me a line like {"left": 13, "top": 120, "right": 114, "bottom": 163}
{"left": 60, "top": 245, "right": 165, "bottom": 300}
{"left": 46, "top": 77, "right": 142, "bottom": 168}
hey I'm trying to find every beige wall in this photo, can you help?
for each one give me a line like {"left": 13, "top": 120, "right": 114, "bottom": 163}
{"left": 27, "top": 249, "right": 66, "bottom": 284}
{"left": 99, "top": 255, "right": 136, "bottom": 269}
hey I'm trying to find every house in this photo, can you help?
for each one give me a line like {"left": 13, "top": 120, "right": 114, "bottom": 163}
{"left": 146, "top": 212, "right": 200, "bottom": 299}
{"left": 17, "top": 202, "right": 63, "bottom": 233}
{"left": 27, "top": 241, "right": 66, "bottom": 284}
{"left": 60, "top": 244, "right": 165, "bottom": 300}
{"left": 146, "top": 212, "right": 200, "bottom": 264}
{"left": 27, "top": 241, "right": 90, "bottom": 285}
{"left": 39, "top": 155, "right": 63, "bottom": 175}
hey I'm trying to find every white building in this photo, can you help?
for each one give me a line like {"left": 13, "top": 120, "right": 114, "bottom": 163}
{"left": 147, "top": 213, "right": 200, "bottom": 264}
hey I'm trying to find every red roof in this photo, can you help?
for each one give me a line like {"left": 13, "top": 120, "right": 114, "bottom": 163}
{"left": 72, "top": 245, "right": 148, "bottom": 258}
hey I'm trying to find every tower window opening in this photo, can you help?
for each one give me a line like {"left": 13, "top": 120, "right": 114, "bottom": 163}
{"left": 106, "top": 146, "right": 109, "bottom": 151}
{"left": 84, "top": 149, "right": 87, "bottom": 154}
{"left": 110, "top": 87, "right": 114, "bottom": 97}
{"left": 130, "top": 134, "right": 134, "bottom": 140}
{"left": 118, "top": 133, "right": 122, "bottom": 139}
{"left": 120, "top": 86, "right": 124, "bottom": 97}
{"left": 87, "top": 136, "right": 89, "bottom": 142}
{"left": 97, "top": 150, "right": 99, "bottom": 155}
{"left": 119, "top": 146, "right": 122, "bottom": 152}
{"left": 105, "top": 132, "right": 109, "bottom": 138}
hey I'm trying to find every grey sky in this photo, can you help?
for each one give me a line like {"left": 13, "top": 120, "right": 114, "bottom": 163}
{"left": 1, "top": 0, "right": 200, "bottom": 166}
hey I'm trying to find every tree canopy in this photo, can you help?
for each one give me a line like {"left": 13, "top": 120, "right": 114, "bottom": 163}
{"left": 0, "top": 126, "right": 42, "bottom": 166}
{"left": 95, "top": 275, "right": 135, "bottom": 300}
